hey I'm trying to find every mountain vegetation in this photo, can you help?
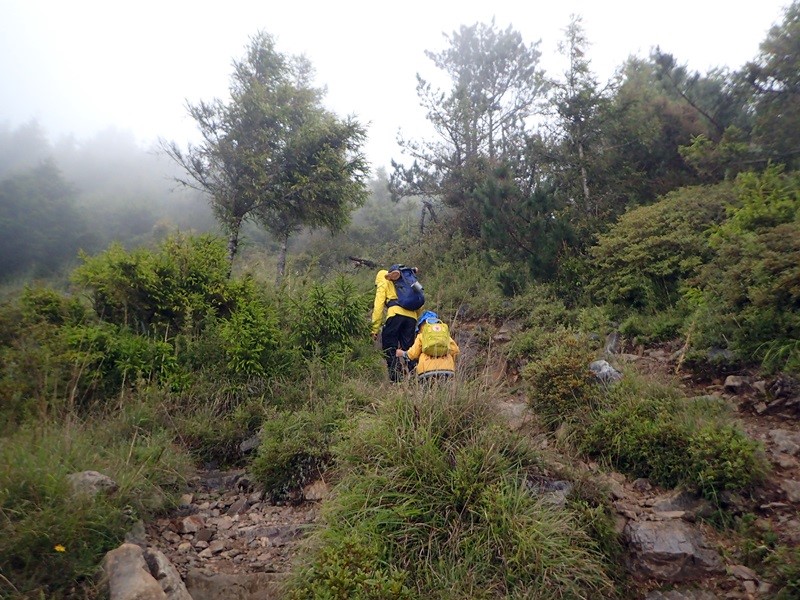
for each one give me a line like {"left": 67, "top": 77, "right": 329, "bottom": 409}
{"left": 1, "top": 4, "right": 799, "bottom": 598}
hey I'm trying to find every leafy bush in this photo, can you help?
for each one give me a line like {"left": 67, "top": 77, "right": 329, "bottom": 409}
{"left": 290, "top": 386, "right": 617, "bottom": 599}
{"left": 73, "top": 232, "right": 233, "bottom": 335}
{"left": 290, "top": 531, "right": 412, "bottom": 600}
{"left": 580, "top": 377, "right": 767, "bottom": 500}
{"left": 217, "top": 286, "right": 288, "bottom": 377}
{"left": 290, "top": 276, "right": 371, "bottom": 361}
{"left": 589, "top": 183, "right": 731, "bottom": 311}
{"left": 250, "top": 402, "right": 345, "bottom": 502}
{"left": 18, "top": 285, "right": 87, "bottom": 327}
{"left": 687, "top": 425, "right": 767, "bottom": 499}
{"left": 618, "top": 306, "right": 687, "bottom": 346}
{"left": 173, "top": 393, "right": 269, "bottom": 465}
{"left": 521, "top": 329, "right": 600, "bottom": 429}
{"left": 686, "top": 166, "right": 800, "bottom": 373}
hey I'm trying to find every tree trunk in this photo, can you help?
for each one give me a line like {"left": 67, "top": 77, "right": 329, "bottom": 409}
{"left": 226, "top": 225, "right": 241, "bottom": 277}
{"left": 419, "top": 199, "right": 439, "bottom": 234}
{"left": 577, "top": 139, "right": 591, "bottom": 214}
{"left": 275, "top": 233, "right": 289, "bottom": 285}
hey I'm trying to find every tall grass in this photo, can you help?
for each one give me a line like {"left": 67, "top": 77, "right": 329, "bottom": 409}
{"left": 0, "top": 409, "right": 192, "bottom": 598}
{"left": 289, "top": 383, "right": 618, "bottom": 599}
{"left": 579, "top": 372, "right": 769, "bottom": 500}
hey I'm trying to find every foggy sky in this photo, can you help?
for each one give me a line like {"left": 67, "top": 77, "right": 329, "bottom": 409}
{"left": 0, "top": 0, "right": 790, "bottom": 173}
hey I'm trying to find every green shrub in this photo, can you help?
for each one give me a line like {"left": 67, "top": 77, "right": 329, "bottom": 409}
{"left": 521, "top": 330, "right": 599, "bottom": 429}
{"left": 589, "top": 183, "right": 732, "bottom": 311}
{"left": 290, "top": 385, "right": 617, "bottom": 599}
{"left": 687, "top": 425, "right": 767, "bottom": 499}
{"left": 218, "top": 288, "right": 288, "bottom": 377}
{"left": 250, "top": 402, "right": 345, "bottom": 502}
{"left": 290, "top": 276, "right": 372, "bottom": 361}
{"left": 619, "top": 306, "right": 687, "bottom": 345}
{"left": 174, "top": 393, "right": 269, "bottom": 465}
{"left": 73, "top": 233, "right": 233, "bottom": 335}
{"left": 19, "top": 285, "right": 87, "bottom": 327}
{"left": 580, "top": 379, "right": 767, "bottom": 500}
{"left": 290, "top": 531, "right": 412, "bottom": 600}
{"left": 688, "top": 166, "right": 800, "bottom": 374}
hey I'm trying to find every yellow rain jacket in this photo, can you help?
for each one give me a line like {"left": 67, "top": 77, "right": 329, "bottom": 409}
{"left": 371, "top": 269, "right": 420, "bottom": 334}
{"left": 404, "top": 324, "right": 460, "bottom": 375}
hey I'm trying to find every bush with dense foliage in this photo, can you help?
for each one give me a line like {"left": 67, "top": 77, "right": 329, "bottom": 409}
{"left": 589, "top": 183, "right": 732, "bottom": 312}
{"left": 579, "top": 375, "right": 768, "bottom": 500}
{"left": 689, "top": 165, "right": 800, "bottom": 373}
{"left": 521, "top": 329, "right": 600, "bottom": 429}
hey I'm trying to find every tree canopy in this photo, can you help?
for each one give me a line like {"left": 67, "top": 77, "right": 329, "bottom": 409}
{"left": 164, "top": 31, "right": 369, "bottom": 273}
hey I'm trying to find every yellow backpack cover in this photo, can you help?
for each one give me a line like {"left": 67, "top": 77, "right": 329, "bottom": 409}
{"left": 421, "top": 320, "right": 450, "bottom": 357}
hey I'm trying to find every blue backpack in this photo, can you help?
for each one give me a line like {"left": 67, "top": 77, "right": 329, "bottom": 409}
{"left": 386, "top": 264, "right": 425, "bottom": 311}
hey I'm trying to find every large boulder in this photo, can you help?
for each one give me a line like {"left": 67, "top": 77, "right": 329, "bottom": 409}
{"left": 623, "top": 521, "right": 724, "bottom": 582}
{"left": 102, "top": 543, "right": 166, "bottom": 600}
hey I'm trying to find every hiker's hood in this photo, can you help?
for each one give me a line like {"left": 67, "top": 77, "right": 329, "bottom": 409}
{"left": 416, "top": 310, "right": 439, "bottom": 332}
{"left": 375, "top": 269, "right": 388, "bottom": 285}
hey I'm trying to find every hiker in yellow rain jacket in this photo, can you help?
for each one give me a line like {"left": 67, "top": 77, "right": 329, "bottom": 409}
{"left": 372, "top": 268, "right": 420, "bottom": 382}
{"left": 396, "top": 310, "right": 460, "bottom": 384}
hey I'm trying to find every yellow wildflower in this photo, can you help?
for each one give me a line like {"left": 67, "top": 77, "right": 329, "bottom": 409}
{"left": 54, "top": 544, "right": 66, "bottom": 552}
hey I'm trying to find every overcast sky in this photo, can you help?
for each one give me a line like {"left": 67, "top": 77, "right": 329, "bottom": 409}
{"left": 0, "top": 0, "right": 790, "bottom": 173}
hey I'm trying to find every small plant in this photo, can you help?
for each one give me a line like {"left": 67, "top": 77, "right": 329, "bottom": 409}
{"left": 290, "top": 531, "right": 412, "bottom": 600}
{"left": 522, "top": 329, "right": 599, "bottom": 429}
{"left": 250, "top": 403, "right": 345, "bottom": 502}
{"left": 687, "top": 425, "right": 767, "bottom": 498}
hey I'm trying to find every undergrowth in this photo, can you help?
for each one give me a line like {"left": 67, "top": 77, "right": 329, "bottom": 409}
{"left": 288, "top": 383, "right": 620, "bottom": 599}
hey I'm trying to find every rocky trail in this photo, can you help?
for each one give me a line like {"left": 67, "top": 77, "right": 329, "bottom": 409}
{"left": 104, "top": 339, "right": 800, "bottom": 600}
{"left": 134, "top": 470, "right": 324, "bottom": 600}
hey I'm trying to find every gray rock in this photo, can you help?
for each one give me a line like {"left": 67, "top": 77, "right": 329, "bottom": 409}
{"left": 652, "top": 489, "right": 714, "bottom": 520}
{"left": 604, "top": 332, "right": 620, "bottom": 354}
{"left": 707, "top": 348, "right": 734, "bottom": 364}
{"left": 239, "top": 434, "right": 261, "bottom": 455}
{"left": 226, "top": 497, "right": 249, "bottom": 516}
{"left": 624, "top": 520, "right": 724, "bottom": 582}
{"left": 124, "top": 520, "right": 147, "bottom": 548}
{"left": 178, "top": 515, "right": 204, "bottom": 533}
{"left": 723, "top": 375, "right": 752, "bottom": 394}
{"left": 144, "top": 548, "right": 193, "bottom": 600}
{"left": 302, "top": 479, "right": 329, "bottom": 501}
{"left": 589, "top": 359, "right": 623, "bottom": 384}
{"left": 102, "top": 543, "right": 166, "bottom": 600}
{"left": 66, "top": 470, "right": 118, "bottom": 497}
{"left": 769, "top": 429, "right": 800, "bottom": 456}
{"left": 185, "top": 570, "right": 286, "bottom": 600}
{"left": 729, "top": 564, "right": 757, "bottom": 581}
{"left": 780, "top": 479, "right": 800, "bottom": 502}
